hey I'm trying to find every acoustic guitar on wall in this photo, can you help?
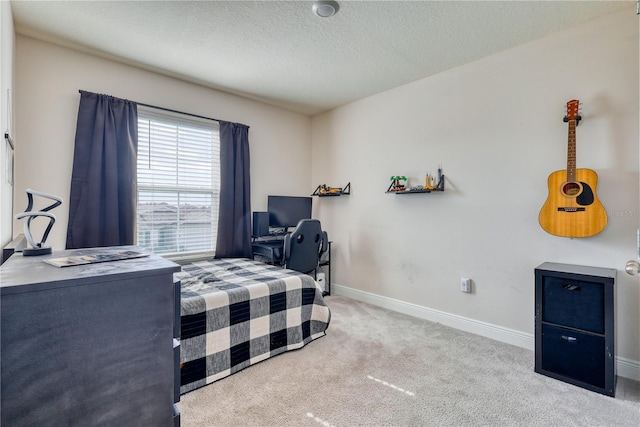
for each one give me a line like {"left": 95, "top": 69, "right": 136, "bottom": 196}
{"left": 538, "top": 99, "right": 607, "bottom": 238}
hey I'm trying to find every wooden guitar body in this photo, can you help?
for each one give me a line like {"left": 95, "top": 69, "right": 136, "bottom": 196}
{"left": 538, "top": 168, "right": 607, "bottom": 238}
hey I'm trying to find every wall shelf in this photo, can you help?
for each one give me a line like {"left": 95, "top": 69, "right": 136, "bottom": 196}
{"left": 386, "top": 175, "right": 445, "bottom": 194}
{"left": 312, "top": 182, "right": 350, "bottom": 197}
{"left": 387, "top": 188, "right": 435, "bottom": 195}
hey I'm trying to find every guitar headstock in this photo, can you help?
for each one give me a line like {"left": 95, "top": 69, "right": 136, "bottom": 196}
{"left": 566, "top": 99, "right": 580, "bottom": 120}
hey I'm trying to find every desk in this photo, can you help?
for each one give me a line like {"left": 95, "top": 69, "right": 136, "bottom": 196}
{"left": 318, "top": 241, "right": 331, "bottom": 296}
{"left": 251, "top": 240, "right": 284, "bottom": 265}
{"left": 251, "top": 238, "right": 331, "bottom": 296}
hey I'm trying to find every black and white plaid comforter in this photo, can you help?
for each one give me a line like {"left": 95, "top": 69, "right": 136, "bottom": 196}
{"left": 176, "top": 258, "right": 331, "bottom": 394}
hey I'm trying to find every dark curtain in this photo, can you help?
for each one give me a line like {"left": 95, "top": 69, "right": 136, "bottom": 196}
{"left": 66, "top": 91, "right": 138, "bottom": 249}
{"left": 215, "top": 121, "right": 252, "bottom": 258}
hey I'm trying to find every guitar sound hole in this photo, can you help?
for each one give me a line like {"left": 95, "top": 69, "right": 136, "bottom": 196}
{"left": 561, "top": 182, "right": 582, "bottom": 197}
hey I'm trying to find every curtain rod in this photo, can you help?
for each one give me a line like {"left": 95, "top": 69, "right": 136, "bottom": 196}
{"left": 78, "top": 90, "right": 249, "bottom": 127}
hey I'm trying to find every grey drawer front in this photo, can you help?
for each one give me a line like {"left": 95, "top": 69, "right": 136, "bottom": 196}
{"left": 174, "top": 404, "right": 181, "bottom": 427}
{"left": 174, "top": 278, "right": 181, "bottom": 339}
{"left": 174, "top": 339, "right": 181, "bottom": 403}
{"left": 542, "top": 277, "right": 604, "bottom": 333}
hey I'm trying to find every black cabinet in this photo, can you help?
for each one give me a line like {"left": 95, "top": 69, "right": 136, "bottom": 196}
{"left": 0, "top": 246, "right": 181, "bottom": 426}
{"left": 535, "top": 262, "right": 616, "bottom": 396}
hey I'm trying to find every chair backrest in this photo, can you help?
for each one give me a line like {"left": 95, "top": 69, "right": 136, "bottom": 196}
{"left": 282, "top": 219, "right": 325, "bottom": 274}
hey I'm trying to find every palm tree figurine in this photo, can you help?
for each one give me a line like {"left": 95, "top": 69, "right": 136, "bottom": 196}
{"left": 389, "top": 175, "right": 407, "bottom": 192}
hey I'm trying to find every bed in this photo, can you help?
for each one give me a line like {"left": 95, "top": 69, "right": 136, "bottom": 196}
{"left": 175, "top": 258, "right": 331, "bottom": 394}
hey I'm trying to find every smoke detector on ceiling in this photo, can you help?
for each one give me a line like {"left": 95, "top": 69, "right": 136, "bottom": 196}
{"left": 312, "top": 1, "right": 339, "bottom": 18}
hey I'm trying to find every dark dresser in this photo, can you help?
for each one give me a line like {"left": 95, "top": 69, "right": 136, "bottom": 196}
{"left": 535, "top": 262, "right": 616, "bottom": 396}
{"left": 0, "top": 246, "right": 181, "bottom": 426}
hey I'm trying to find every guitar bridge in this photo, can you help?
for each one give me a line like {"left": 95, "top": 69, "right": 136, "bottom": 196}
{"left": 557, "top": 207, "right": 586, "bottom": 212}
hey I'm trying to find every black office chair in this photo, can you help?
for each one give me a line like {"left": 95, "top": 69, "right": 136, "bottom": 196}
{"left": 282, "top": 219, "right": 327, "bottom": 277}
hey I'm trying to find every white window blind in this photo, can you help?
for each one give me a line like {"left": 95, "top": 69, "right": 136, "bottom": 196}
{"left": 136, "top": 108, "right": 220, "bottom": 258}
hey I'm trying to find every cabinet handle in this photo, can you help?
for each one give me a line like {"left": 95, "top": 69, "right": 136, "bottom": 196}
{"left": 561, "top": 335, "right": 578, "bottom": 344}
{"left": 562, "top": 284, "right": 581, "bottom": 291}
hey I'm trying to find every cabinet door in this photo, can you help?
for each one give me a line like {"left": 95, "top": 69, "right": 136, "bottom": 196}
{"left": 542, "top": 276, "right": 604, "bottom": 333}
{"left": 541, "top": 324, "right": 605, "bottom": 388}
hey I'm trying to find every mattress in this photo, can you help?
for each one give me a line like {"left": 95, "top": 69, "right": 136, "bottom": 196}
{"left": 176, "top": 258, "right": 331, "bottom": 394}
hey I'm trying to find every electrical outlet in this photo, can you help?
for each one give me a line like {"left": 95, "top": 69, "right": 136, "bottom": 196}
{"left": 460, "top": 277, "right": 472, "bottom": 293}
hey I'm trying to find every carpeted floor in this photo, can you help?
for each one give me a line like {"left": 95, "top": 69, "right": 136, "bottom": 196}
{"left": 178, "top": 295, "right": 640, "bottom": 426}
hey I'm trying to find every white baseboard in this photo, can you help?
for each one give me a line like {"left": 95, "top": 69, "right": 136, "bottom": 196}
{"left": 332, "top": 284, "right": 640, "bottom": 382}
{"left": 617, "top": 356, "right": 640, "bottom": 381}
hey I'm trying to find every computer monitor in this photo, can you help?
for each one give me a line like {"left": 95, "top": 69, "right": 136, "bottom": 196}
{"left": 267, "top": 195, "right": 312, "bottom": 229}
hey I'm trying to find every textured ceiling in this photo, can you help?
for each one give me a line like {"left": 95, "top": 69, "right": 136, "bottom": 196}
{"left": 10, "top": 0, "right": 633, "bottom": 115}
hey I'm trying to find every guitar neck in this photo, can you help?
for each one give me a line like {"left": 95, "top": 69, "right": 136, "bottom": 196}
{"left": 567, "top": 119, "right": 577, "bottom": 182}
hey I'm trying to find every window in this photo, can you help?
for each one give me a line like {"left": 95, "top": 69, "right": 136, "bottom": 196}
{"left": 136, "top": 108, "right": 220, "bottom": 258}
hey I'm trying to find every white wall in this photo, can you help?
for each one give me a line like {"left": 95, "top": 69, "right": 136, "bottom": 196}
{"left": 312, "top": 9, "right": 640, "bottom": 368}
{"left": 0, "top": 1, "right": 15, "bottom": 249}
{"left": 14, "top": 36, "right": 312, "bottom": 252}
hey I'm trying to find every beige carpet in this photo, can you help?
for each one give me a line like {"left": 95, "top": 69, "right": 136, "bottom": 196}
{"left": 178, "top": 295, "right": 640, "bottom": 426}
